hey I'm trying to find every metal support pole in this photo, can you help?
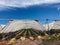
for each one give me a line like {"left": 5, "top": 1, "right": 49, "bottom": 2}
{"left": 46, "top": 19, "right": 50, "bottom": 35}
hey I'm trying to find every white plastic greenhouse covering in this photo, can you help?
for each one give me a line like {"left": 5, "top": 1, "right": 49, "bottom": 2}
{"left": 51, "top": 21, "right": 60, "bottom": 30}
{"left": 0, "top": 25, "right": 2, "bottom": 33}
{"left": 43, "top": 21, "right": 55, "bottom": 31}
{"left": 1, "top": 20, "right": 45, "bottom": 33}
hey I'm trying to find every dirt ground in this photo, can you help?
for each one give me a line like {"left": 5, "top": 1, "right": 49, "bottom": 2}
{"left": 42, "top": 40, "right": 60, "bottom": 45}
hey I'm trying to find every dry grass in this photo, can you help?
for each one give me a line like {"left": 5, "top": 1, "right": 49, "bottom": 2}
{"left": 0, "top": 39, "right": 60, "bottom": 45}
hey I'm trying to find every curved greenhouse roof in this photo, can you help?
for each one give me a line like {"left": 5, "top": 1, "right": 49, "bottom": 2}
{"left": 51, "top": 21, "right": 60, "bottom": 30}
{"left": 1, "top": 20, "right": 45, "bottom": 33}
{"left": 43, "top": 21, "right": 55, "bottom": 31}
{"left": 0, "top": 25, "right": 2, "bottom": 33}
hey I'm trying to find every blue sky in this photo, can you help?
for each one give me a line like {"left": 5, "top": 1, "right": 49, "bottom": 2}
{"left": 0, "top": 0, "right": 60, "bottom": 24}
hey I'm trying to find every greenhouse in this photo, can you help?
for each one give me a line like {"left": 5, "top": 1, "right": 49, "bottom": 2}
{"left": 49, "top": 21, "right": 60, "bottom": 34}
{"left": 0, "top": 20, "right": 45, "bottom": 40}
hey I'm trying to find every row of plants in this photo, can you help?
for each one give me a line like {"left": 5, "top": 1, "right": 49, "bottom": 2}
{"left": 0, "top": 29, "right": 60, "bottom": 41}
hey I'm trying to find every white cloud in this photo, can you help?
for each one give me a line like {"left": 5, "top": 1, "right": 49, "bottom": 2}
{"left": 57, "top": 7, "right": 60, "bottom": 10}
{"left": 0, "top": 0, "right": 60, "bottom": 10}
